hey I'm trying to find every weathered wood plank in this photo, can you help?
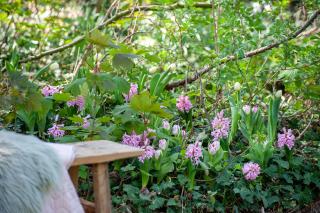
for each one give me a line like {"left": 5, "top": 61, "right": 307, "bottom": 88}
{"left": 79, "top": 198, "right": 95, "bottom": 213}
{"left": 70, "top": 140, "right": 143, "bottom": 166}
{"left": 68, "top": 166, "right": 79, "bottom": 189}
{"left": 92, "top": 163, "right": 111, "bottom": 213}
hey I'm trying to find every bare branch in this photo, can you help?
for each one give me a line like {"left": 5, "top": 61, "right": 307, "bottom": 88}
{"left": 165, "top": 10, "right": 320, "bottom": 90}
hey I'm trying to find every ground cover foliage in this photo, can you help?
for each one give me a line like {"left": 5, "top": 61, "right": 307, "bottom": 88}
{"left": 0, "top": 0, "right": 320, "bottom": 212}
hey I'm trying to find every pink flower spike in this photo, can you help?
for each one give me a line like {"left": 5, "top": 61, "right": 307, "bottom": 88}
{"left": 41, "top": 85, "right": 61, "bottom": 97}
{"left": 252, "top": 105, "right": 259, "bottom": 113}
{"left": 208, "top": 141, "right": 220, "bottom": 155}
{"left": 48, "top": 123, "right": 65, "bottom": 138}
{"left": 185, "top": 141, "right": 203, "bottom": 165}
{"left": 67, "top": 96, "right": 85, "bottom": 111}
{"left": 176, "top": 95, "right": 192, "bottom": 112}
{"left": 162, "top": 120, "right": 170, "bottom": 130}
{"left": 242, "top": 162, "right": 261, "bottom": 181}
{"left": 277, "top": 128, "right": 295, "bottom": 150}
{"left": 172, "top": 124, "right": 180, "bottom": 135}
{"left": 82, "top": 115, "right": 91, "bottom": 129}
{"left": 138, "top": 146, "right": 156, "bottom": 163}
{"left": 122, "top": 131, "right": 142, "bottom": 147}
{"left": 243, "top": 105, "right": 251, "bottom": 114}
{"left": 181, "top": 130, "right": 187, "bottom": 138}
{"left": 124, "top": 83, "right": 138, "bottom": 102}
{"left": 211, "top": 110, "right": 230, "bottom": 141}
{"left": 159, "top": 139, "right": 167, "bottom": 150}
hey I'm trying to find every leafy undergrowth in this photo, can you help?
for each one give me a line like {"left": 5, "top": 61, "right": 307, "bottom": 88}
{"left": 1, "top": 1, "right": 320, "bottom": 212}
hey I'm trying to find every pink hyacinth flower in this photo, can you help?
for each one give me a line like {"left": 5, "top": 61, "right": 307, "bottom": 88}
{"left": 172, "top": 124, "right": 180, "bottom": 135}
{"left": 67, "top": 96, "right": 85, "bottom": 111}
{"left": 181, "top": 130, "right": 187, "bottom": 138}
{"left": 138, "top": 146, "right": 156, "bottom": 163}
{"left": 242, "top": 162, "right": 261, "bottom": 181}
{"left": 277, "top": 128, "right": 295, "bottom": 150}
{"left": 48, "top": 123, "right": 65, "bottom": 138}
{"left": 208, "top": 141, "right": 220, "bottom": 155}
{"left": 158, "top": 139, "right": 167, "bottom": 150}
{"left": 124, "top": 83, "right": 138, "bottom": 102}
{"left": 185, "top": 141, "right": 203, "bottom": 165}
{"left": 122, "top": 131, "right": 142, "bottom": 147}
{"left": 162, "top": 120, "right": 170, "bottom": 130}
{"left": 176, "top": 95, "right": 192, "bottom": 112}
{"left": 41, "top": 85, "right": 60, "bottom": 97}
{"left": 243, "top": 105, "right": 251, "bottom": 114}
{"left": 211, "top": 110, "right": 230, "bottom": 141}
{"left": 82, "top": 115, "right": 90, "bottom": 129}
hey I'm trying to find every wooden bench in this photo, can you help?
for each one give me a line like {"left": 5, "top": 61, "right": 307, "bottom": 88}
{"left": 68, "top": 141, "right": 144, "bottom": 213}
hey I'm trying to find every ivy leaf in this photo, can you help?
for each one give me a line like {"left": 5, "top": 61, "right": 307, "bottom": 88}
{"left": 177, "top": 174, "right": 188, "bottom": 185}
{"left": 149, "top": 197, "right": 166, "bottom": 210}
{"left": 275, "top": 159, "right": 289, "bottom": 169}
{"left": 167, "top": 198, "right": 177, "bottom": 206}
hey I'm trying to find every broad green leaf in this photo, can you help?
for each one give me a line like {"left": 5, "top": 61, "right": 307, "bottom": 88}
{"left": 53, "top": 93, "right": 73, "bottom": 101}
{"left": 87, "top": 29, "right": 115, "bottom": 48}
{"left": 112, "top": 53, "right": 135, "bottom": 70}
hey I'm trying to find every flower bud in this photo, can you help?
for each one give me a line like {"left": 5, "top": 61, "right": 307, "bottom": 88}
{"left": 154, "top": 150, "right": 161, "bottom": 159}
{"left": 50, "top": 62, "right": 59, "bottom": 70}
{"left": 242, "top": 105, "right": 251, "bottom": 114}
{"left": 234, "top": 82, "right": 241, "bottom": 91}
{"left": 275, "top": 90, "right": 282, "bottom": 98}
{"left": 172, "top": 124, "right": 180, "bottom": 135}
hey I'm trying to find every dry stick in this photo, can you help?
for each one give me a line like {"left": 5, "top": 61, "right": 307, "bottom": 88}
{"left": 105, "top": 0, "right": 120, "bottom": 20}
{"left": 165, "top": 10, "right": 320, "bottom": 90}
{"left": 211, "top": 0, "right": 221, "bottom": 108}
{"left": 72, "top": 1, "right": 120, "bottom": 78}
{"left": 72, "top": 44, "right": 92, "bottom": 79}
{"left": 19, "top": 2, "right": 211, "bottom": 63}
{"left": 127, "top": 1, "right": 140, "bottom": 44}
{"left": 297, "top": 114, "right": 313, "bottom": 141}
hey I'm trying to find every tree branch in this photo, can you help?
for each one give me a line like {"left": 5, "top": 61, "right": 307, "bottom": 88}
{"left": 19, "top": 2, "right": 211, "bottom": 63}
{"left": 165, "top": 10, "right": 320, "bottom": 90}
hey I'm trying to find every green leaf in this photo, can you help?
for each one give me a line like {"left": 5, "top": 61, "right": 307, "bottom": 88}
{"left": 53, "top": 93, "right": 73, "bottom": 101}
{"left": 276, "top": 159, "right": 289, "bottom": 169}
{"left": 68, "top": 115, "right": 83, "bottom": 123}
{"left": 157, "top": 162, "right": 174, "bottom": 182}
{"left": 86, "top": 73, "right": 115, "bottom": 92}
{"left": 37, "top": 99, "right": 53, "bottom": 134}
{"left": 145, "top": 53, "right": 161, "bottom": 63}
{"left": 96, "top": 116, "right": 111, "bottom": 123}
{"left": 17, "top": 109, "right": 36, "bottom": 132}
{"left": 33, "top": 63, "right": 52, "bottom": 80}
{"left": 167, "top": 198, "right": 177, "bottom": 206}
{"left": 304, "top": 85, "right": 320, "bottom": 100}
{"left": 130, "top": 91, "right": 172, "bottom": 118}
{"left": 149, "top": 197, "right": 165, "bottom": 210}
{"left": 177, "top": 174, "right": 188, "bottom": 185}
{"left": 87, "top": 29, "right": 115, "bottom": 48}
{"left": 64, "top": 78, "right": 86, "bottom": 94}
{"left": 112, "top": 53, "right": 135, "bottom": 70}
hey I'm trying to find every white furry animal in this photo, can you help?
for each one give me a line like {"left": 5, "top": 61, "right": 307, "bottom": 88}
{"left": 0, "top": 130, "right": 62, "bottom": 213}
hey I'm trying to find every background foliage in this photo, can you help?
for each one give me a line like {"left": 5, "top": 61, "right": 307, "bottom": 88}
{"left": 0, "top": 0, "right": 319, "bottom": 212}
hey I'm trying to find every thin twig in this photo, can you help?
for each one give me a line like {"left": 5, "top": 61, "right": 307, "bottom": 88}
{"left": 72, "top": 44, "right": 93, "bottom": 79}
{"left": 297, "top": 114, "right": 313, "bottom": 141}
